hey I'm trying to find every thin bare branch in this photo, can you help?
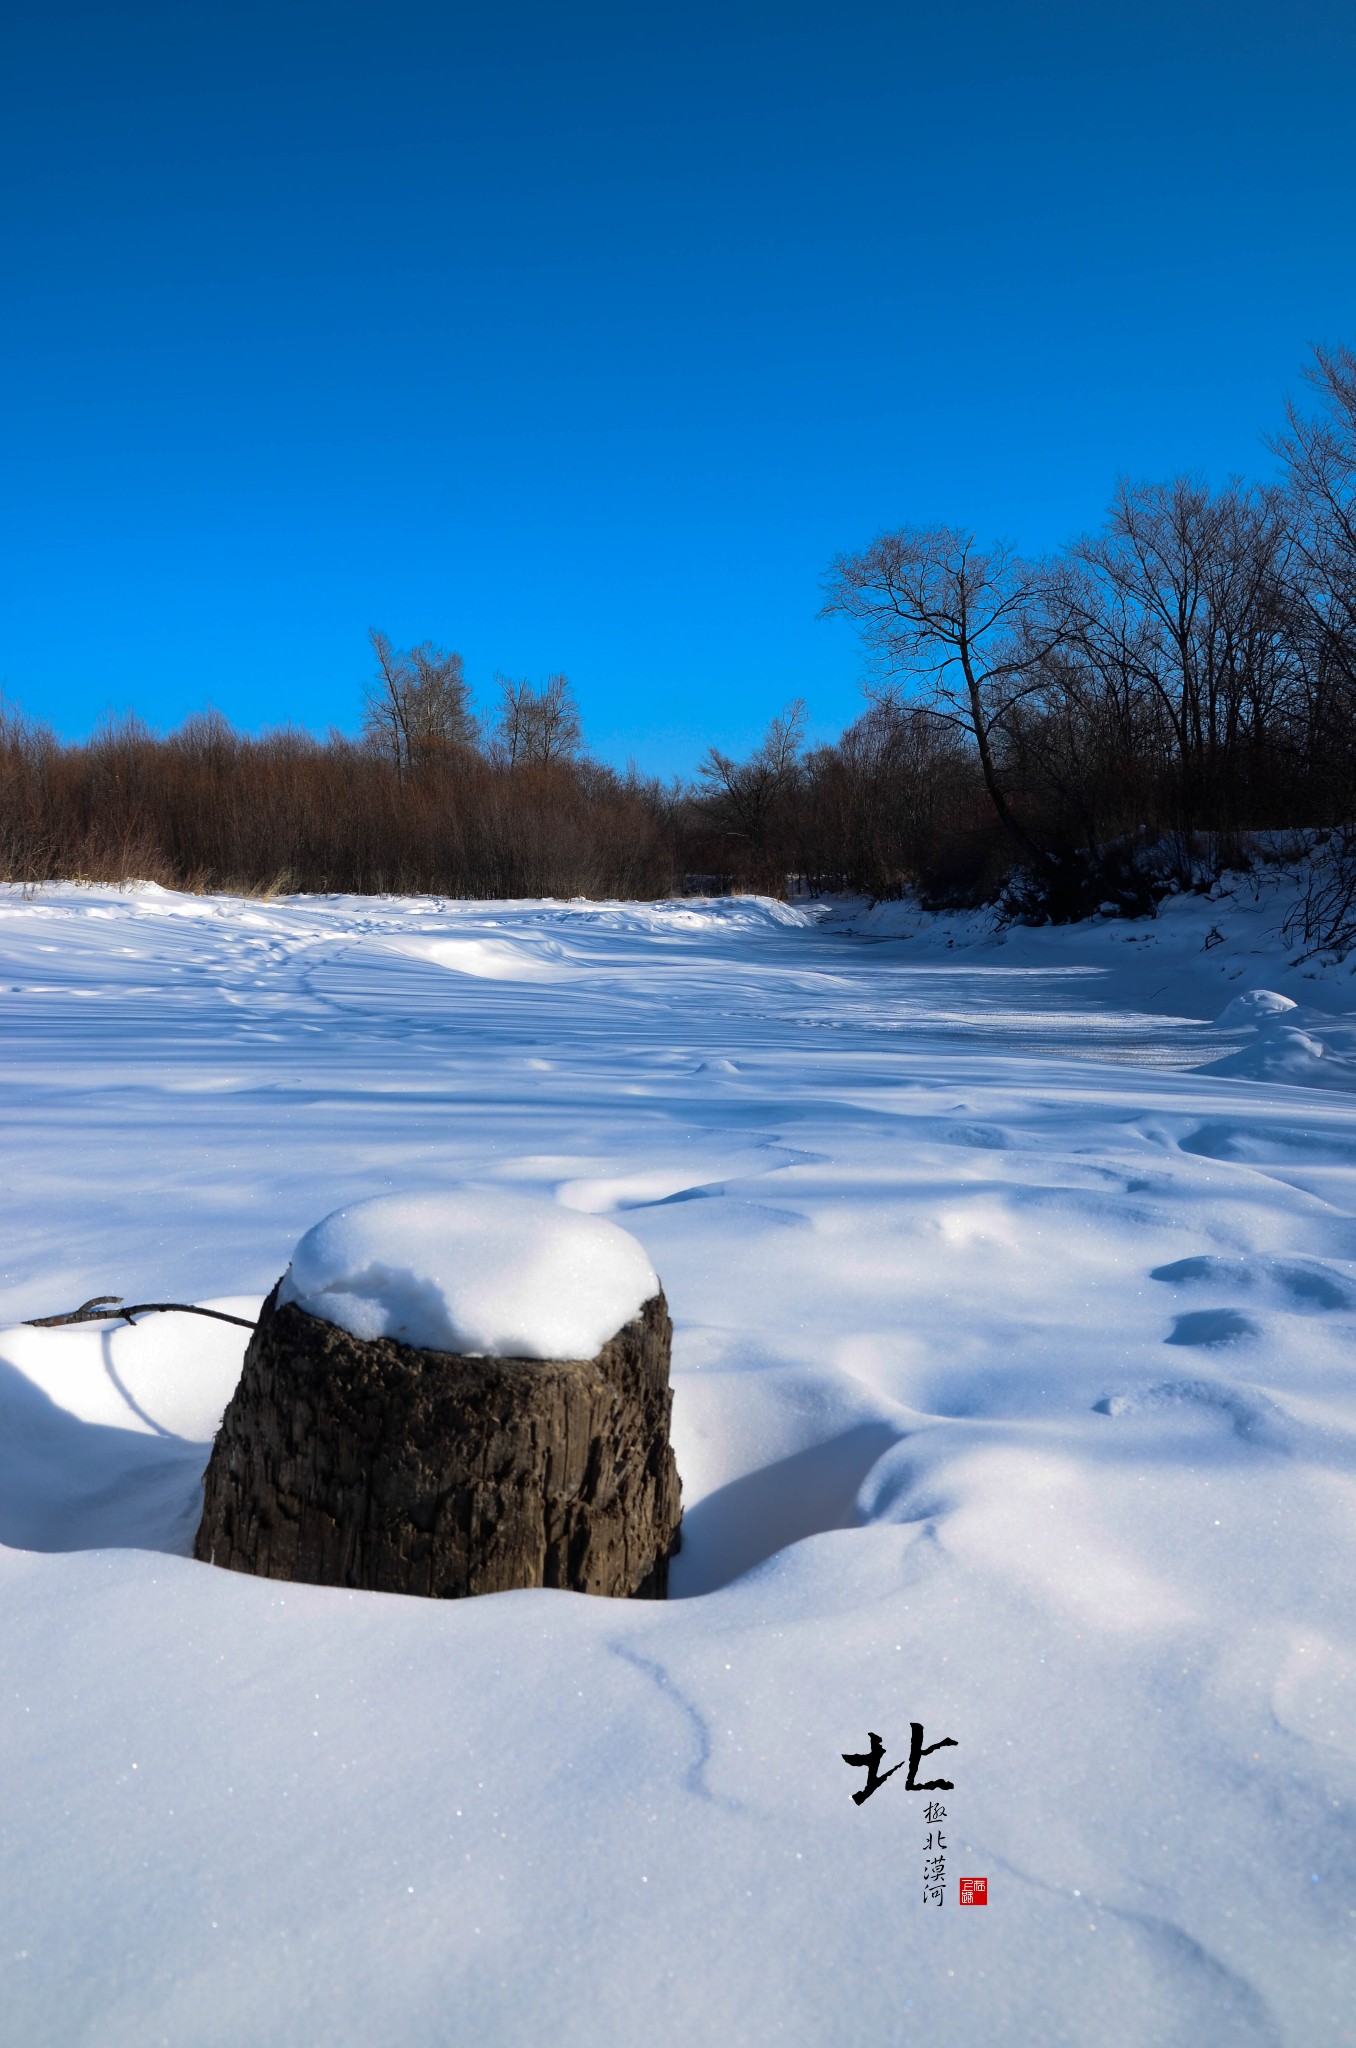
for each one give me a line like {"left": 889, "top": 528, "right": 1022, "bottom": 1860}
{"left": 24, "top": 1296, "right": 257, "bottom": 1330}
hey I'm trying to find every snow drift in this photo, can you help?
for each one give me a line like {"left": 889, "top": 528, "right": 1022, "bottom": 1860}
{"left": 0, "top": 870, "right": 1353, "bottom": 2047}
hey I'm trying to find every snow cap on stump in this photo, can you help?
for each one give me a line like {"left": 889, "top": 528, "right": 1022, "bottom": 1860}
{"left": 195, "top": 1189, "right": 682, "bottom": 1602}
{"left": 277, "top": 1189, "right": 660, "bottom": 1360}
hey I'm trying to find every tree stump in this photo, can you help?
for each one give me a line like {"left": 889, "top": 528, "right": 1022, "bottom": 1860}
{"left": 194, "top": 1284, "right": 682, "bottom": 1600}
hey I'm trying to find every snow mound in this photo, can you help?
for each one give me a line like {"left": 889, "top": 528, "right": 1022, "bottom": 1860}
{"left": 1214, "top": 988, "right": 1297, "bottom": 1027}
{"left": 277, "top": 1191, "right": 659, "bottom": 1358}
{"left": 1201, "top": 1023, "right": 1350, "bottom": 1086}
{"left": 1150, "top": 1252, "right": 1356, "bottom": 1311}
{"left": 383, "top": 935, "right": 577, "bottom": 982}
{"left": 1094, "top": 1378, "right": 1286, "bottom": 1442}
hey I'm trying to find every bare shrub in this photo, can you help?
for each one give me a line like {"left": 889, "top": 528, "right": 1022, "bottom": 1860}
{"left": 1282, "top": 830, "right": 1356, "bottom": 960}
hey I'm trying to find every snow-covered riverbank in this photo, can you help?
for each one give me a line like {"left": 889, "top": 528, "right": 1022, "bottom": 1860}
{"left": 1, "top": 871, "right": 1353, "bottom": 2046}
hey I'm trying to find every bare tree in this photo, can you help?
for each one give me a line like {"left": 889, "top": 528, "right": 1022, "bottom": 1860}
{"left": 533, "top": 673, "right": 584, "bottom": 765}
{"left": 1071, "top": 479, "right": 1296, "bottom": 835}
{"left": 1273, "top": 344, "right": 1356, "bottom": 788}
{"left": 697, "top": 699, "right": 807, "bottom": 858}
{"left": 363, "top": 630, "right": 476, "bottom": 775}
{"left": 495, "top": 672, "right": 585, "bottom": 768}
{"left": 494, "top": 675, "right": 530, "bottom": 768}
{"left": 1275, "top": 343, "right": 1356, "bottom": 625}
{"left": 821, "top": 527, "right": 1067, "bottom": 869}
{"left": 796, "top": 695, "right": 974, "bottom": 894}
{"left": 1270, "top": 345, "right": 1356, "bottom": 952}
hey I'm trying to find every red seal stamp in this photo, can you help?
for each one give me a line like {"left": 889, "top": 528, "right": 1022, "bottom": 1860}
{"left": 958, "top": 1877, "right": 988, "bottom": 1906}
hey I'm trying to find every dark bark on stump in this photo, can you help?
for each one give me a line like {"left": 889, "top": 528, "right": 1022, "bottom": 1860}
{"left": 194, "top": 1285, "right": 682, "bottom": 1600}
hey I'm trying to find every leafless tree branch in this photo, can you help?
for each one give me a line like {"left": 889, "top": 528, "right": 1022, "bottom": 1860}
{"left": 24, "top": 1296, "right": 257, "bottom": 1330}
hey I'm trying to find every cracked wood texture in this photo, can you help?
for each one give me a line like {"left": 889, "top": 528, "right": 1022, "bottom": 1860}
{"left": 194, "top": 1284, "right": 682, "bottom": 1599}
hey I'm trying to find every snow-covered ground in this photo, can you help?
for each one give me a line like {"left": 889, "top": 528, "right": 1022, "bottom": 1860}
{"left": 1, "top": 869, "right": 1353, "bottom": 2047}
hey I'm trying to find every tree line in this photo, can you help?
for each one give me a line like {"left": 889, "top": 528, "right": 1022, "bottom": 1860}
{"left": 817, "top": 341, "right": 1356, "bottom": 920}
{"left": 2, "top": 342, "right": 1354, "bottom": 922}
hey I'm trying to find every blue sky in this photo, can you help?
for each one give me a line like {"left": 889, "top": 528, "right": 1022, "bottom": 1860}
{"left": 2, "top": 0, "right": 1355, "bottom": 774}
